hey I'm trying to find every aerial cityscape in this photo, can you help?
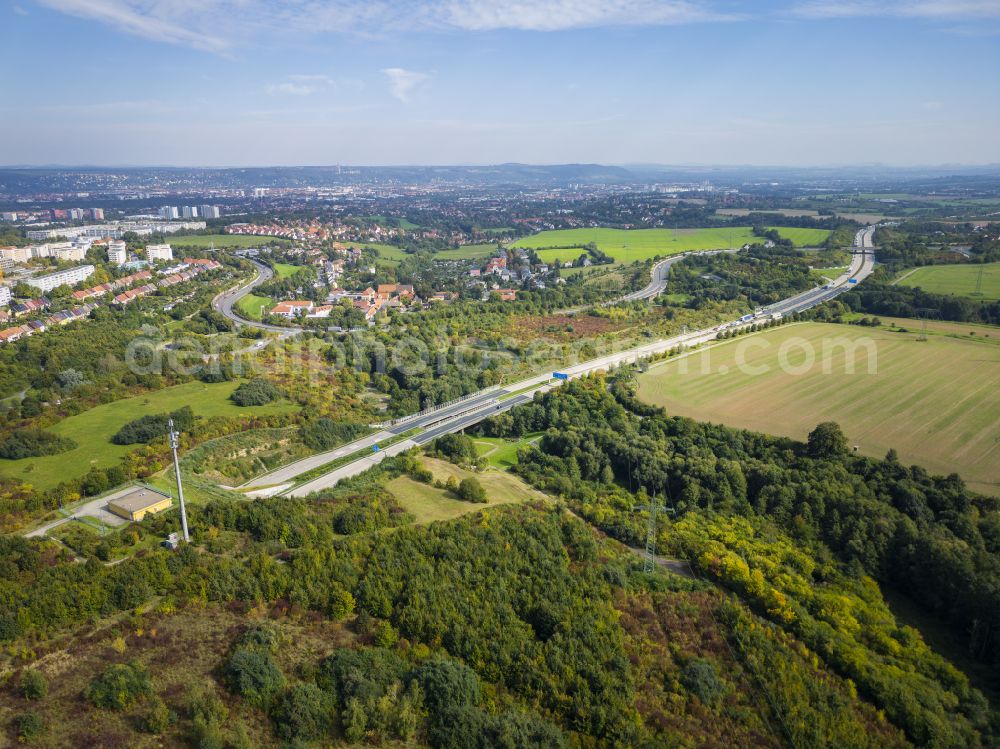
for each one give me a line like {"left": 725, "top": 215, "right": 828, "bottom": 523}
{"left": 1, "top": 2, "right": 999, "bottom": 748}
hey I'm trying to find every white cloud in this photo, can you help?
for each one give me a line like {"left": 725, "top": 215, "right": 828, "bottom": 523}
{"left": 267, "top": 82, "right": 320, "bottom": 96}
{"left": 792, "top": 1, "right": 1000, "bottom": 20}
{"left": 35, "top": 0, "right": 231, "bottom": 52}
{"left": 266, "top": 74, "right": 344, "bottom": 96}
{"left": 440, "top": 0, "right": 737, "bottom": 31}
{"left": 32, "top": 0, "right": 738, "bottom": 54}
{"left": 382, "top": 68, "right": 430, "bottom": 102}
{"left": 13, "top": 5, "right": 29, "bottom": 14}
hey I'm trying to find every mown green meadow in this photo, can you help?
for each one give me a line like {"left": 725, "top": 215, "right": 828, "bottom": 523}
{"left": 637, "top": 322, "right": 1000, "bottom": 495}
{"left": 511, "top": 226, "right": 832, "bottom": 267}
{"left": 897, "top": 262, "right": 1000, "bottom": 300}
{"left": 0, "top": 381, "right": 297, "bottom": 490}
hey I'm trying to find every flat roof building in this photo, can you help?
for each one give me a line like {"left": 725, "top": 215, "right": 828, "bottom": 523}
{"left": 106, "top": 485, "right": 173, "bottom": 522}
{"left": 26, "top": 264, "right": 95, "bottom": 293}
{"left": 146, "top": 243, "right": 173, "bottom": 262}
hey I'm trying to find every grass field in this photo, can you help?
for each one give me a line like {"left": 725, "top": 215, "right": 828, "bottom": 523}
{"left": 510, "top": 226, "right": 831, "bottom": 267}
{"left": 896, "top": 262, "right": 1000, "bottom": 300}
{"left": 235, "top": 293, "right": 273, "bottom": 320}
{"left": 386, "top": 457, "right": 545, "bottom": 524}
{"left": 341, "top": 242, "right": 411, "bottom": 265}
{"left": 473, "top": 433, "right": 543, "bottom": 468}
{"left": 272, "top": 262, "right": 301, "bottom": 279}
{"left": 636, "top": 322, "right": 1000, "bottom": 495}
{"left": 869, "top": 315, "right": 1000, "bottom": 343}
{"left": 717, "top": 208, "right": 821, "bottom": 218}
{"left": 813, "top": 266, "right": 849, "bottom": 279}
{"left": 167, "top": 234, "right": 280, "bottom": 248}
{"left": 434, "top": 243, "right": 502, "bottom": 260}
{"left": 0, "top": 380, "right": 298, "bottom": 490}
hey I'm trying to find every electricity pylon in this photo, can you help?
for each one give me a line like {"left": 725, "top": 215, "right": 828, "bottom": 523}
{"left": 634, "top": 493, "right": 666, "bottom": 574}
{"left": 168, "top": 418, "right": 190, "bottom": 543}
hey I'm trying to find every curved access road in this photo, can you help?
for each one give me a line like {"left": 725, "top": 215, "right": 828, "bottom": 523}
{"left": 616, "top": 249, "right": 739, "bottom": 303}
{"left": 213, "top": 259, "right": 300, "bottom": 335}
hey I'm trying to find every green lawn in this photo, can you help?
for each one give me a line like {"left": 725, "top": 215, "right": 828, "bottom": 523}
{"left": 897, "top": 263, "right": 1000, "bottom": 300}
{"left": 342, "top": 243, "right": 411, "bottom": 264}
{"left": 167, "top": 234, "right": 281, "bottom": 248}
{"left": 236, "top": 293, "right": 273, "bottom": 320}
{"left": 636, "top": 322, "right": 1000, "bottom": 495}
{"left": 473, "top": 433, "right": 543, "bottom": 468}
{"left": 764, "top": 226, "right": 832, "bottom": 247}
{"left": 386, "top": 457, "right": 546, "bottom": 524}
{"left": 813, "top": 267, "right": 848, "bottom": 279}
{"left": 512, "top": 226, "right": 833, "bottom": 266}
{"left": 0, "top": 380, "right": 298, "bottom": 491}
{"left": 272, "top": 262, "right": 301, "bottom": 279}
{"left": 434, "top": 243, "right": 502, "bottom": 260}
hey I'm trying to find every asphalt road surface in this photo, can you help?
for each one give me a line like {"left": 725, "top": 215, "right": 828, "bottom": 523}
{"left": 213, "top": 259, "right": 300, "bottom": 335}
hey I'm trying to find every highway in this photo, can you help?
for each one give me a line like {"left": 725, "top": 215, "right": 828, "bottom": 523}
{"left": 213, "top": 259, "right": 300, "bottom": 335}
{"left": 240, "top": 231, "right": 877, "bottom": 497}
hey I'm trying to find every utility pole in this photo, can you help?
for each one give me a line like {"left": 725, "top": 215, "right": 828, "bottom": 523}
{"left": 643, "top": 497, "right": 660, "bottom": 574}
{"left": 168, "top": 418, "right": 190, "bottom": 543}
{"left": 974, "top": 265, "right": 984, "bottom": 297}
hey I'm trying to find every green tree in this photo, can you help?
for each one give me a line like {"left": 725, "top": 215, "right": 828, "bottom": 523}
{"left": 271, "top": 683, "right": 332, "bottom": 741}
{"left": 457, "top": 477, "right": 487, "bottom": 503}
{"left": 222, "top": 648, "right": 285, "bottom": 707}
{"left": 807, "top": 421, "right": 850, "bottom": 459}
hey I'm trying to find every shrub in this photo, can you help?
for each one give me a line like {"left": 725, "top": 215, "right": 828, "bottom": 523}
{"left": 111, "top": 406, "right": 194, "bottom": 445}
{"left": 457, "top": 477, "right": 487, "bottom": 503}
{"left": 85, "top": 660, "right": 152, "bottom": 710}
{"left": 234, "top": 623, "right": 282, "bottom": 652}
{"left": 20, "top": 669, "right": 47, "bottom": 700}
{"left": 222, "top": 648, "right": 285, "bottom": 706}
{"left": 230, "top": 378, "right": 282, "bottom": 407}
{"left": 300, "top": 418, "right": 367, "bottom": 451}
{"left": 0, "top": 428, "right": 76, "bottom": 459}
{"left": 141, "top": 696, "right": 172, "bottom": 734}
{"left": 270, "top": 683, "right": 332, "bottom": 741}
{"left": 13, "top": 711, "right": 46, "bottom": 743}
{"left": 680, "top": 658, "right": 725, "bottom": 706}
{"left": 186, "top": 685, "right": 228, "bottom": 749}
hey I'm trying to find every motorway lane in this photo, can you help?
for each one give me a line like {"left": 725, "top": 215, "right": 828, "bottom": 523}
{"left": 287, "top": 391, "right": 543, "bottom": 496}
{"left": 243, "top": 389, "right": 515, "bottom": 489}
{"left": 241, "top": 232, "right": 878, "bottom": 495}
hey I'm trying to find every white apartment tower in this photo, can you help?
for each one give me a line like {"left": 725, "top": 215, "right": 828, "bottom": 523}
{"left": 107, "top": 240, "right": 128, "bottom": 265}
{"left": 145, "top": 243, "right": 173, "bottom": 262}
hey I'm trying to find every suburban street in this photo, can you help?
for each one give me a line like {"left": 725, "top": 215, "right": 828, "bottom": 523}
{"left": 241, "top": 235, "right": 877, "bottom": 497}
{"left": 212, "top": 259, "right": 300, "bottom": 335}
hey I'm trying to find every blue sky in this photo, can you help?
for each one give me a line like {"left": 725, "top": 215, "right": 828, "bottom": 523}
{"left": 2, "top": 0, "right": 999, "bottom": 166}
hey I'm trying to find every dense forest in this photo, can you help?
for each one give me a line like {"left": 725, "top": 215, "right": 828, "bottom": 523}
{"left": 479, "top": 375, "right": 1000, "bottom": 747}
{"left": 1, "top": 373, "right": 998, "bottom": 746}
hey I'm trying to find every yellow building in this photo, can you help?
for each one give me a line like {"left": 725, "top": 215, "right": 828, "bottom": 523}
{"left": 106, "top": 486, "right": 173, "bottom": 522}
